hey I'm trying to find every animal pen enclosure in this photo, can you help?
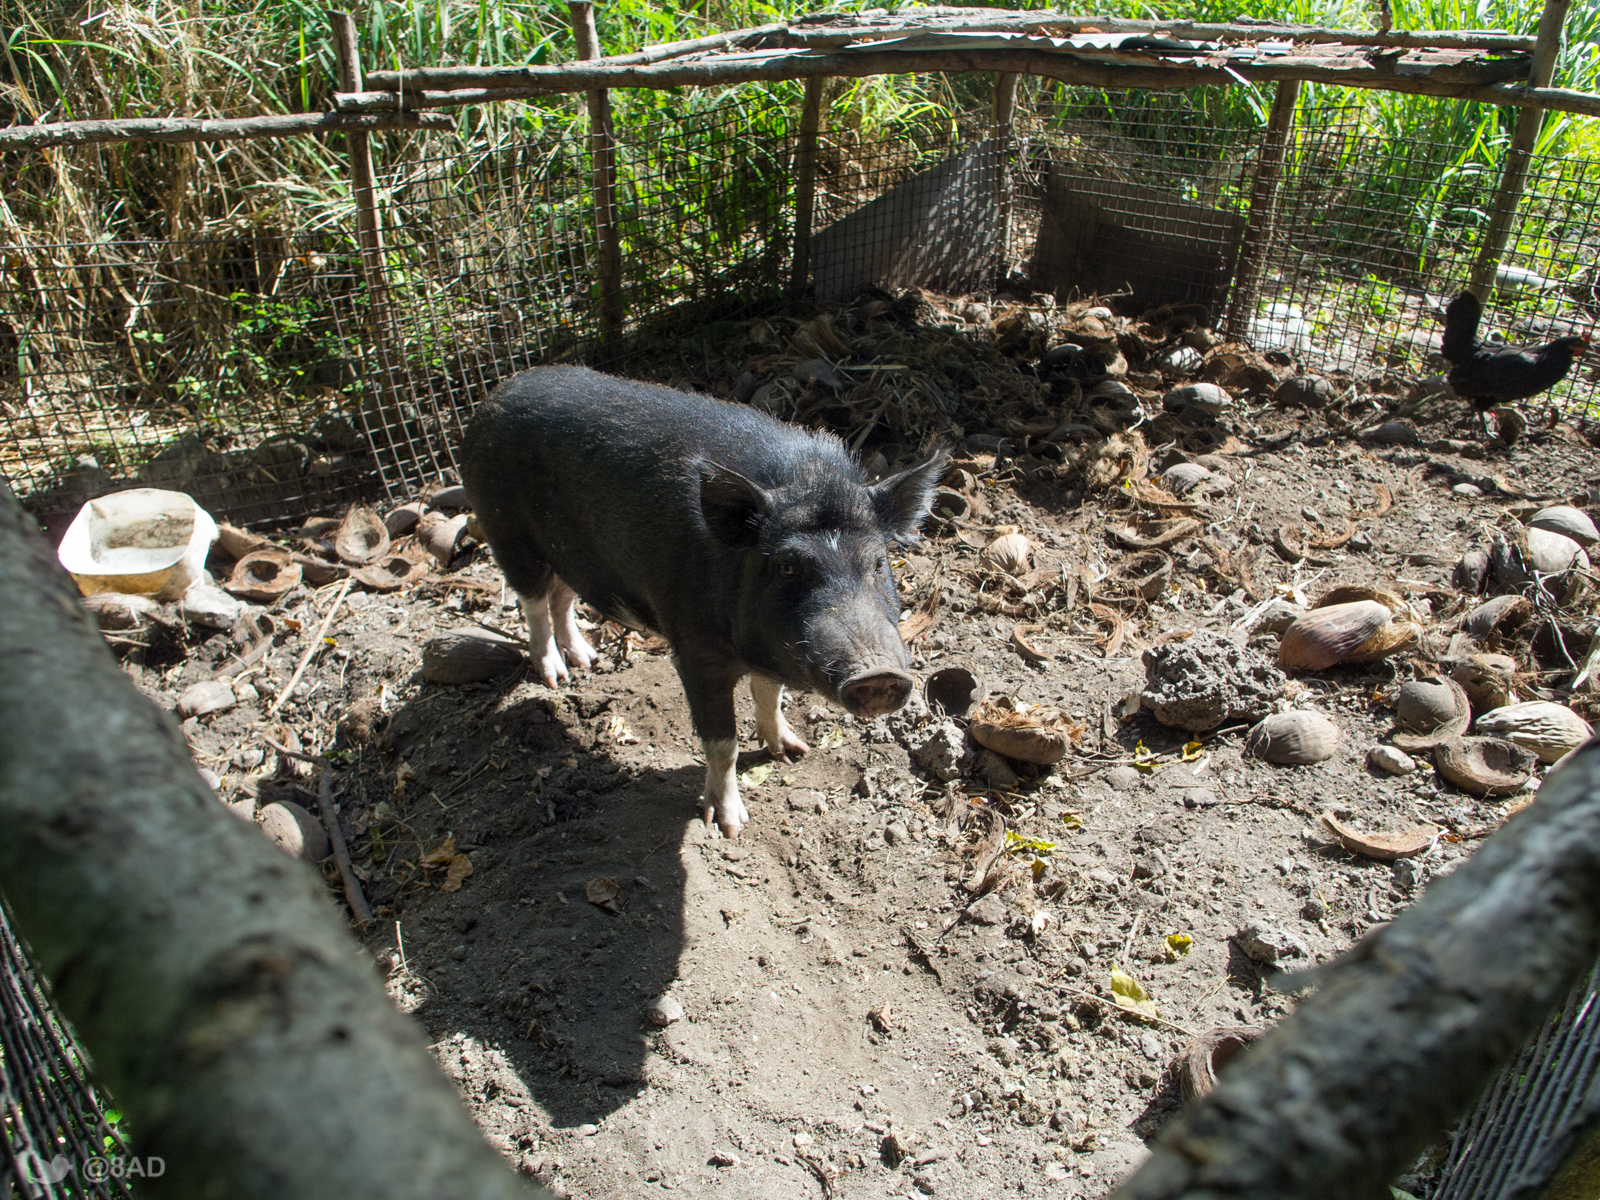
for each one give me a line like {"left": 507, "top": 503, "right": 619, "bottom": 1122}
{"left": 8, "top": 6, "right": 1600, "bottom": 1198}
{"left": 1, "top": 6, "right": 1599, "bottom": 535}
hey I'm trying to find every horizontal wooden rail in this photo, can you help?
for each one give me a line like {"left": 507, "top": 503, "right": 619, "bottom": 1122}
{"left": 352, "top": 46, "right": 1528, "bottom": 103}
{"left": 0, "top": 109, "right": 452, "bottom": 150}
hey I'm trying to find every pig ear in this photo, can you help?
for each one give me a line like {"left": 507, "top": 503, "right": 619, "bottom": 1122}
{"left": 869, "top": 447, "right": 950, "bottom": 543}
{"left": 699, "top": 463, "right": 771, "bottom": 549}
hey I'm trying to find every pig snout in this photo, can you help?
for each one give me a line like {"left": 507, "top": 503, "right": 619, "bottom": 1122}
{"left": 839, "top": 668, "right": 914, "bottom": 718}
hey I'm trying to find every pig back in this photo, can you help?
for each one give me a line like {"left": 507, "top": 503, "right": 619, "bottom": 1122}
{"left": 461, "top": 366, "right": 867, "bottom": 631}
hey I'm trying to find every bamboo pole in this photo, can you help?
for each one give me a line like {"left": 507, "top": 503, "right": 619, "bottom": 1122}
{"left": 1467, "top": 0, "right": 1570, "bottom": 297}
{"left": 362, "top": 16, "right": 1536, "bottom": 85}
{"left": 0, "top": 109, "right": 451, "bottom": 149}
{"left": 790, "top": 76, "right": 824, "bottom": 294}
{"left": 336, "top": 76, "right": 1600, "bottom": 122}
{"left": 1225, "top": 80, "right": 1301, "bottom": 341}
{"left": 571, "top": 1, "right": 623, "bottom": 343}
{"left": 355, "top": 45, "right": 1527, "bottom": 98}
{"left": 330, "top": 10, "right": 408, "bottom": 450}
{"left": 993, "top": 71, "right": 1019, "bottom": 280}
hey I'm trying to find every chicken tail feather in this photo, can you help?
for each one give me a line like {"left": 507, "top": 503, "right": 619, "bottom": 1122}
{"left": 1442, "top": 290, "right": 1482, "bottom": 364}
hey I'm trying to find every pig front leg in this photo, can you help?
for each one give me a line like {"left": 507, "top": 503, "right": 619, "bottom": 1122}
{"left": 678, "top": 662, "right": 749, "bottom": 837}
{"left": 750, "top": 675, "right": 809, "bottom": 761}
{"left": 549, "top": 580, "right": 597, "bottom": 671}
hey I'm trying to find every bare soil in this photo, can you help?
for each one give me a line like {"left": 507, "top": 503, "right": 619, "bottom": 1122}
{"left": 107, "top": 294, "right": 1600, "bottom": 1200}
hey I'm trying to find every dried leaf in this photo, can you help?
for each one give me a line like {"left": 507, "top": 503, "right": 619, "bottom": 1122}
{"left": 1166, "top": 933, "right": 1193, "bottom": 960}
{"left": 585, "top": 876, "right": 623, "bottom": 913}
{"left": 739, "top": 762, "right": 775, "bottom": 788}
{"left": 420, "top": 835, "right": 473, "bottom": 893}
{"left": 818, "top": 727, "right": 845, "bottom": 750}
{"left": 1110, "top": 968, "right": 1160, "bottom": 1019}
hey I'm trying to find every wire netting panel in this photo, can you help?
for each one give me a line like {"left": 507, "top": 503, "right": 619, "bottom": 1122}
{"left": 1019, "top": 87, "right": 1262, "bottom": 314}
{"left": 1431, "top": 957, "right": 1600, "bottom": 1199}
{"left": 0, "top": 139, "right": 384, "bottom": 532}
{"left": 1227, "top": 104, "right": 1600, "bottom": 415}
{"left": 357, "top": 89, "right": 799, "bottom": 500}
{"left": 0, "top": 904, "right": 134, "bottom": 1200}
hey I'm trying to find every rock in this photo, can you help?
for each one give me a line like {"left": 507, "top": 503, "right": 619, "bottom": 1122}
{"left": 177, "top": 680, "right": 237, "bottom": 718}
{"left": 911, "top": 720, "right": 967, "bottom": 781}
{"left": 976, "top": 748, "right": 1020, "bottom": 790}
{"left": 792, "top": 1132, "right": 814, "bottom": 1148}
{"left": 885, "top": 821, "right": 911, "bottom": 846}
{"left": 1141, "top": 630, "right": 1286, "bottom": 732}
{"left": 1183, "top": 787, "right": 1220, "bottom": 808}
{"left": 1392, "top": 858, "right": 1421, "bottom": 890}
{"left": 1235, "top": 922, "right": 1309, "bottom": 964}
{"left": 574, "top": 1123, "right": 599, "bottom": 1138}
{"left": 197, "top": 767, "right": 221, "bottom": 790}
{"left": 1162, "top": 382, "right": 1230, "bottom": 418}
{"left": 969, "top": 894, "right": 1007, "bottom": 926}
{"left": 181, "top": 584, "right": 248, "bottom": 629}
{"left": 421, "top": 628, "right": 525, "bottom": 684}
{"left": 1369, "top": 745, "right": 1417, "bottom": 775}
{"left": 645, "top": 993, "right": 684, "bottom": 1027}
{"left": 1139, "top": 1031, "right": 1162, "bottom": 1060}
{"left": 787, "top": 788, "right": 828, "bottom": 815}
{"left": 1275, "top": 376, "right": 1334, "bottom": 408}
{"left": 1106, "top": 765, "right": 1142, "bottom": 792}
{"left": 1453, "top": 483, "right": 1484, "bottom": 498}
{"left": 256, "top": 800, "right": 330, "bottom": 863}
{"left": 1239, "top": 598, "right": 1305, "bottom": 636}
{"left": 1361, "top": 420, "right": 1422, "bottom": 446}
{"left": 232, "top": 682, "right": 260, "bottom": 705}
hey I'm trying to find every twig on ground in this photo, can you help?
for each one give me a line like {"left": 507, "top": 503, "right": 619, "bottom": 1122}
{"left": 266, "top": 577, "right": 352, "bottom": 721}
{"left": 262, "top": 735, "right": 373, "bottom": 926}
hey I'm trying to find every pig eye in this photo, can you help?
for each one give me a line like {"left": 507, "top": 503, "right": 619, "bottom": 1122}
{"left": 779, "top": 561, "right": 799, "bottom": 577}
{"left": 876, "top": 557, "right": 888, "bottom": 572}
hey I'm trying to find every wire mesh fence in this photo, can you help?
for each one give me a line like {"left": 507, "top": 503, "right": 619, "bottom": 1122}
{"left": 2, "top": 80, "right": 1599, "bottom": 534}
{"left": 0, "top": 903, "right": 134, "bottom": 1200}
{"left": 1430, "top": 954, "right": 1600, "bottom": 1199}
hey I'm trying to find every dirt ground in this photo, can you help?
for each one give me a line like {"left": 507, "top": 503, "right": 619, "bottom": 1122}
{"left": 97, "top": 290, "right": 1600, "bottom": 1200}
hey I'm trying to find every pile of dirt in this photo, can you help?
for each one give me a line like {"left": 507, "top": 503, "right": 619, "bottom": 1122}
{"left": 92, "top": 286, "right": 1600, "bottom": 1200}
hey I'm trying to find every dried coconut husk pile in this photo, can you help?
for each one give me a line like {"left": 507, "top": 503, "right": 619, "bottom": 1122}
{"left": 647, "top": 284, "right": 1600, "bottom": 821}
{"left": 655, "top": 287, "right": 1295, "bottom": 464}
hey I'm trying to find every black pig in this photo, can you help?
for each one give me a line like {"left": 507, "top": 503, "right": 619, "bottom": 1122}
{"left": 460, "top": 366, "right": 945, "bottom": 836}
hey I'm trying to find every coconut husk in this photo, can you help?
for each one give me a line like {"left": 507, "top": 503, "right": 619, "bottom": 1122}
{"left": 223, "top": 549, "right": 302, "bottom": 603}
{"left": 969, "top": 696, "right": 1081, "bottom": 765}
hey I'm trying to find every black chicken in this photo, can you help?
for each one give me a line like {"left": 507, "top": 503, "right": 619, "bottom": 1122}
{"left": 1442, "top": 290, "right": 1590, "bottom": 443}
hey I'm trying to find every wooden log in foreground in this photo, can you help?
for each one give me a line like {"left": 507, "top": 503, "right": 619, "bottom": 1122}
{"left": 0, "top": 109, "right": 452, "bottom": 150}
{"left": 1113, "top": 738, "right": 1600, "bottom": 1200}
{"left": 0, "top": 484, "right": 545, "bottom": 1200}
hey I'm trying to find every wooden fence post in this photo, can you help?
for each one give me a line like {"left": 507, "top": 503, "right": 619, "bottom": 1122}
{"left": 329, "top": 10, "right": 406, "bottom": 449}
{"left": 1225, "top": 79, "right": 1300, "bottom": 341}
{"left": 790, "top": 76, "right": 824, "bottom": 295}
{"left": 570, "top": 1, "right": 623, "bottom": 342}
{"left": 1466, "top": 0, "right": 1569, "bottom": 297}
{"left": 993, "top": 71, "right": 1019, "bottom": 281}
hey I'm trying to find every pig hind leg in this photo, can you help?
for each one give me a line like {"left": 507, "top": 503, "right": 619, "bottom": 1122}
{"left": 549, "top": 580, "right": 597, "bottom": 672}
{"left": 750, "top": 675, "right": 809, "bottom": 761}
{"left": 517, "top": 589, "right": 572, "bottom": 689}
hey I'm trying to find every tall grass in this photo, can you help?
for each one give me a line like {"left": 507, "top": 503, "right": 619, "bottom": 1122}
{"left": 0, "top": 0, "right": 1594, "bottom": 242}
